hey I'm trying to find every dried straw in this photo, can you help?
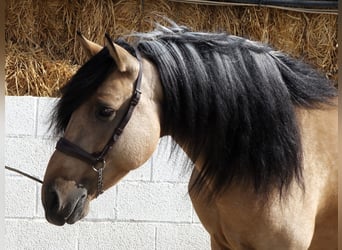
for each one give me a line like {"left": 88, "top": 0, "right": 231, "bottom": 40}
{"left": 5, "top": 42, "right": 78, "bottom": 96}
{"left": 5, "top": 0, "right": 337, "bottom": 96}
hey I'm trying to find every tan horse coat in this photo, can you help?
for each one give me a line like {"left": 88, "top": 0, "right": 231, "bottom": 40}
{"left": 42, "top": 34, "right": 338, "bottom": 249}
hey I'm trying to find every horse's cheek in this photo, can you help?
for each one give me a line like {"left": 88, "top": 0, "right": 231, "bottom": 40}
{"left": 114, "top": 111, "right": 160, "bottom": 169}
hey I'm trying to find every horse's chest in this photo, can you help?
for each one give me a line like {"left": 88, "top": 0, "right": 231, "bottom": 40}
{"left": 190, "top": 191, "right": 258, "bottom": 249}
{"left": 188, "top": 171, "right": 321, "bottom": 250}
{"left": 188, "top": 172, "right": 260, "bottom": 249}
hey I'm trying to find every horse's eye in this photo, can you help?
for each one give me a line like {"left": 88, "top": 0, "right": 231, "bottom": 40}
{"left": 96, "top": 106, "right": 116, "bottom": 120}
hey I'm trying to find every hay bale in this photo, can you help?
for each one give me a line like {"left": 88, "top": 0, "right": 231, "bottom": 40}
{"left": 5, "top": 0, "right": 337, "bottom": 96}
{"left": 5, "top": 42, "right": 78, "bottom": 96}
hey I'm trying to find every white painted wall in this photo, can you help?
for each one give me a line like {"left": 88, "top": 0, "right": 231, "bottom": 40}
{"left": 5, "top": 96, "right": 210, "bottom": 250}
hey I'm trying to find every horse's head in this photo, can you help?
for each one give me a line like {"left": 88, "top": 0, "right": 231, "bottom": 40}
{"left": 41, "top": 33, "right": 163, "bottom": 225}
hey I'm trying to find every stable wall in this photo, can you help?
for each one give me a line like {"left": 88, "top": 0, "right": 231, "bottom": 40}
{"left": 5, "top": 96, "right": 210, "bottom": 250}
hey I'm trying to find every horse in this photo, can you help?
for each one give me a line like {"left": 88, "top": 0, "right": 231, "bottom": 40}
{"left": 41, "top": 22, "right": 337, "bottom": 249}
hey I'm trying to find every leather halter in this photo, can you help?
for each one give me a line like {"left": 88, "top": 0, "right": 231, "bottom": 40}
{"left": 55, "top": 48, "right": 143, "bottom": 197}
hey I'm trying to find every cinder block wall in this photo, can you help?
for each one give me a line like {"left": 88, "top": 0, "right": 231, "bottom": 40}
{"left": 5, "top": 96, "right": 210, "bottom": 250}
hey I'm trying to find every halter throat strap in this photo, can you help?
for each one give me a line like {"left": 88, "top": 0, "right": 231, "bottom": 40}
{"left": 55, "top": 48, "right": 143, "bottom": 196}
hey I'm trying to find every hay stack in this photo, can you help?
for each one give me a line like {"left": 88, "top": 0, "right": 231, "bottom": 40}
{"left": 5, "top": 42, "right": 78, "bottom": 96}
{"left": 5, "top": 0, "right": 337, "bottom": 96}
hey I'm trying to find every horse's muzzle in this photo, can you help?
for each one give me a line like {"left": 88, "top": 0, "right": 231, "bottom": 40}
{"left": 41, "top": 178, "right": 89, "bottom": 226}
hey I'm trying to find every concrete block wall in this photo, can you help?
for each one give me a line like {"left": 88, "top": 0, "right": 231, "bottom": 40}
{"left": 5, "top": 96, "right": 210, "bottom": 250}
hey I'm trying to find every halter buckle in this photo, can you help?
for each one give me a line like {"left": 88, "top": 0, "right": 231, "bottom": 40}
{"left": 131, "top": 89, "right": 142, "bottom": 106}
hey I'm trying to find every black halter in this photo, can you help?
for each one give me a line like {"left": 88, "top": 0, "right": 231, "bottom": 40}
{"left": 55, "top": 49, "right": 143, "bottom": 197}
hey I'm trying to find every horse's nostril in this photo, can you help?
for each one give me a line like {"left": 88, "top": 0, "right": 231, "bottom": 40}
{"left": 46, "top": 187, "right": 59, "bottom": 212}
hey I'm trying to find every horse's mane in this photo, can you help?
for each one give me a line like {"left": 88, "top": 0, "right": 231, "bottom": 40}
{"left": 52, "top": 22, "right": 337, "bottom": 200}
{"left": 134, "top": 23, "right": 337, "bottom": 199}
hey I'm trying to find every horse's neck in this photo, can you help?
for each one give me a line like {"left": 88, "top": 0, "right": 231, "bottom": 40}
{"left": 140, "top": 57, "right": 166, "bottom": 137}
{"left": 141, "top": 58, "right": 164, "bottom": 107}
{"left": 296, "top": 102, "right": 338, "bottom": 190}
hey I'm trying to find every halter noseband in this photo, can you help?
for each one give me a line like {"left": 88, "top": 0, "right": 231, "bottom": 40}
{"left": 55, "top": 48, "right": 143, "bottom": 197}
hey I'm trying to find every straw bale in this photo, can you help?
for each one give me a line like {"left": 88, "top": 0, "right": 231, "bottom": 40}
{"left": 5, "top": 0, "right": 337, "bottom": 97}
{"left": 5, "top": 42, "right": 78, "bottom": 96}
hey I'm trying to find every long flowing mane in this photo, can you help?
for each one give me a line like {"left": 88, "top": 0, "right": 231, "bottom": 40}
{"left": 53, "top": 22, "right": 337, "bottom": 199}
{"left": 134, "top": 23, "right": 336, "bottom": 199}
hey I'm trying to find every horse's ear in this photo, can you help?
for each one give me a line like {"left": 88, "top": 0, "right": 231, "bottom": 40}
{"left": 76, "top": 31, "right": 102, "bottom": 58}
{"left": 104, "top": 33, "right": 136, "bottom": 72}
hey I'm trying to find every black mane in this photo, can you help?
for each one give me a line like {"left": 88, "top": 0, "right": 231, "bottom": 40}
{"left": 135, "top": 24, "right": 336, "bottom": 199}
{"left": 53, "top": 23, "right": 337, "bottom": 199}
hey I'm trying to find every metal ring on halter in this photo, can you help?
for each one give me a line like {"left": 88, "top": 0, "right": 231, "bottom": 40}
{"left": 92, "top": 159, "right": 106, "bottom": 197}
{"left": 92, "top": 159, "right": 106, "bottom": 172}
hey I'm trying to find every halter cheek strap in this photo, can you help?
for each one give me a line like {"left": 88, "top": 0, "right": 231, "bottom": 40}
{"left": 55, "top": 48, "right": 143, "bottom": 197}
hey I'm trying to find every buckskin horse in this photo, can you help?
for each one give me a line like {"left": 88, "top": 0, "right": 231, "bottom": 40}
{"left": 41, "top": 22, "right": 337, "bottom": 249}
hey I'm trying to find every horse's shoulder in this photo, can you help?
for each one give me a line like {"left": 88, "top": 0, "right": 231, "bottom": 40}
{"left": 190, "top": 168, "right": 316, "bottom": 249}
